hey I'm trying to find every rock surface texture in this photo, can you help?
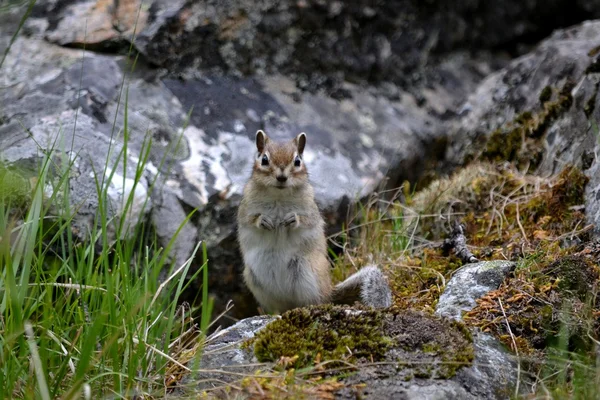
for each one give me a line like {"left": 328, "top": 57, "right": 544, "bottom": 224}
{"left": 2, "top": 0, "right": 600, "bottom": 323}
{"left": 436, "top": 261, "right": 521, "bottom": 399}
{"left": 446, "top": 21, "right": 600, "bottom": 235}
{"left": 189, "top": 260, "right": 520, "bottom": 399}
{"left": 436, "top": 260, "right": 516, "bottom": 321}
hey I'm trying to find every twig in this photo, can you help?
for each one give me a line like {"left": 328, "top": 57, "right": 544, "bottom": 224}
{"left": 515, "top": 202, "right": 530, "bottom": 246}
{"left": 498, "top": 298, "right": 521, "bottom": 397}
{"left": 442, "top": 221, "right": 478, "bottom": 264}
{"left": 549, "top": 224, "right": 593, "bottom": 241}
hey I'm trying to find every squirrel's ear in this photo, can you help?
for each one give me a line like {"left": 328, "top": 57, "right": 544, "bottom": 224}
{"left": 295, "top": 132, "right": 306, "bottom": 155}
{"left": 256, "top": 130, "right": 268, "bottom": 153}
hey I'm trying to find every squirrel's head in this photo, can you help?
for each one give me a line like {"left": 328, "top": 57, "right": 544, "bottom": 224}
{"left": 251, "top": 130, "right": 308, "bottom": 190}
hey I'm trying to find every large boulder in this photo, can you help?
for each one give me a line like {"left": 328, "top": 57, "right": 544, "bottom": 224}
{"left": 189, "top": 307, "right": 513, "bottom": 399}
{"left": 5, "top": 1, "right": 600, "bottom": 323}
{"left": 446, "top": 20, "right": 600, "bottom": 235}
{"left": 185, "top": 260, "right": 521, "bottom": 399}
{"left": 1, "top": 6, "right": 454, "bottom": 321}
{"left": 25, "top": 0, "right": 600, "bottom": 93}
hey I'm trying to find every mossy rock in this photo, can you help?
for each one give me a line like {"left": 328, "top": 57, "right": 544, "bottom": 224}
{"left": 539, "top": 85, "right": 553, "bottom": 104}
{"left": 250, "top": 305, "right": 474, "bottom": 380}
{"left": 482, "top": 83, "right": 574, "bottom": 168}
{"left": 252, "top": 305, "right": 391, "bottom": 368}
{"left": 466, "top": 253, "right": 600, "bottom": 355}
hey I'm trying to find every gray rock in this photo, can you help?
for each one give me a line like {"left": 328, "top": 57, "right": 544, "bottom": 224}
{"left": 204, "top": 315, "right": 275, "bottom": 360}
{"left": 26, "top": 0, "right": 148, "bottom": 47}
{"left": 434, "top": 260, "right": 521, "bottom": 399}
{"left": 0, "top": 32, "right": 452, "bottom": 321}
{"left": 28, "top": 0, "right": 600, "bottom": 100}
{"left": 31, "top": 0, "right": 597, "bottom": 90}
{"left": 175, "top": 316, "right": 267, "bottom": 397}
{"left": 5, "top": 0, "right": 600, "bottom": 327}
{"left": 436, "top": 261, "right": 516, "bottom": 321}
{"left": 447, "top": 20, "right": 600, "bottom": 235}
{"left": 0, "top": 110, "right": 151, "bottom": 244}
{"left": 189, "top": 308, "right": 516, "bottom": 400}
{"left": 454, "top": 330, "right": 519, "bottom": 400}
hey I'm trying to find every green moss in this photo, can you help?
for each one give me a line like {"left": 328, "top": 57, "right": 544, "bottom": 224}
{"left": 483, "top": 82, "right": 574, "bottom": 167}
{"left": 548, "top": 166, "right": 589, "bottom": 211}
{"left": 539, "top": 86, "right": 553, "bottom": 104}
{"left": 588, "top": 45, "right": 600, "bottom": 57}
{"left": 482, "top": 127, "right": 523, "bottom": 162}
{"left": 421, "top": 342, "right": 441, "bottom": 353}
{"left": 519, "top": 166, "right": 587, "bottom": 232}
{"left": 252, "top": 305, "right": 392, "bottom": 368}
{"left": 451, "top": 319, "right": 474, "bottom": 342}
{"left": 413, "top": 368, "right": 432, "bottom": 379}
{"left": 0, "top": 163, "right": 32, "bottom": 210}
{"left": 516, "top": 111, "right": 533, "bottom": 124}
{"left": 251, "top": 305, "right": 474, "bottom": 380}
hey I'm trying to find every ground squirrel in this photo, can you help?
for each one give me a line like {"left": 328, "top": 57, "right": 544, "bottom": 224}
{"left": 236, "top": 130, "right": 392, "bottom": 314}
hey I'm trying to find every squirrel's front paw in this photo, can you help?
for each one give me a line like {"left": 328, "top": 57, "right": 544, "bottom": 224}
{"left": 281, "top": 212, "right": 299, "bottom": 228}
{"left": 256, "top": 215, "right": 275, "bottom": 230}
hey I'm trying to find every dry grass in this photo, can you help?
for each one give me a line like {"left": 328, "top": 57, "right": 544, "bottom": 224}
{"left": 324, "top": 161, "right": 598, "bottom": 398}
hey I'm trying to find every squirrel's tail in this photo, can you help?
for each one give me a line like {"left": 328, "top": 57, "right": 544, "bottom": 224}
{"left": 331, "top": 265, "right": 392, "bottom": 309}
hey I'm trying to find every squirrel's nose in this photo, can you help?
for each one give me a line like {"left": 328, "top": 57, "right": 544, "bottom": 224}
{"left": 276, "top": 175, "right": 288, "bottom": 182}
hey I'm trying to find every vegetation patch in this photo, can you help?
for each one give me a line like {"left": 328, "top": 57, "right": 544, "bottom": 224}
{"left": 249, "top": 305, "right": 473, "bottom": 381}
{"left": 464, "top": 252, "right": 599, "bottom": 355}
{"left": 410, "top": 162, "right": 590, "bottom": 258}
{"left": 331, "top": 162, "right": 590, "bottom": 317}
{"left": 251, "top": 305, "right": 392, "bottom": 368}
{"left": 401, "top": 161, "right": 598, "bottom": 397}
{"left": 239, "top": 373, "right": 345, "bottom": 400}
{"left": 539, "top": 85, "right": 553, "bottom": 104}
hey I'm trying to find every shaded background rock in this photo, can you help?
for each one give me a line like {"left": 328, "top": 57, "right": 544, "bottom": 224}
{"left": 27, "top": 0, "right": 600, "bottom": 92}
{"left": 0, "top": 2, "right": 455, "bottom": 322}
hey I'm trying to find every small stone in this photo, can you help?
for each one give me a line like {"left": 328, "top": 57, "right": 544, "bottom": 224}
{"left": 436, "top": 261, "right": 516, "bottom": 321}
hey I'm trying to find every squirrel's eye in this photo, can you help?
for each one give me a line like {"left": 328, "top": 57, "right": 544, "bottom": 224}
{"left": 294, "top": 156, "right": 301, "bottom": 167}
{"left": 261, "top": 154, "right": 269, "bottom": 166}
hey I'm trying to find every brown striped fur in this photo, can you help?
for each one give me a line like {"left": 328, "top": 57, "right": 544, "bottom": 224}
{"left": 237, "top": 131, "right": 332, "bottom": 313}
{"left": 237, "top": 130, "right": 392, "bottom": 314}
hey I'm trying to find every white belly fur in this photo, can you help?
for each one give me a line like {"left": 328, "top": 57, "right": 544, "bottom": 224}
{"left": 239, "top": 223, "right": 322, "bottom": 312}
